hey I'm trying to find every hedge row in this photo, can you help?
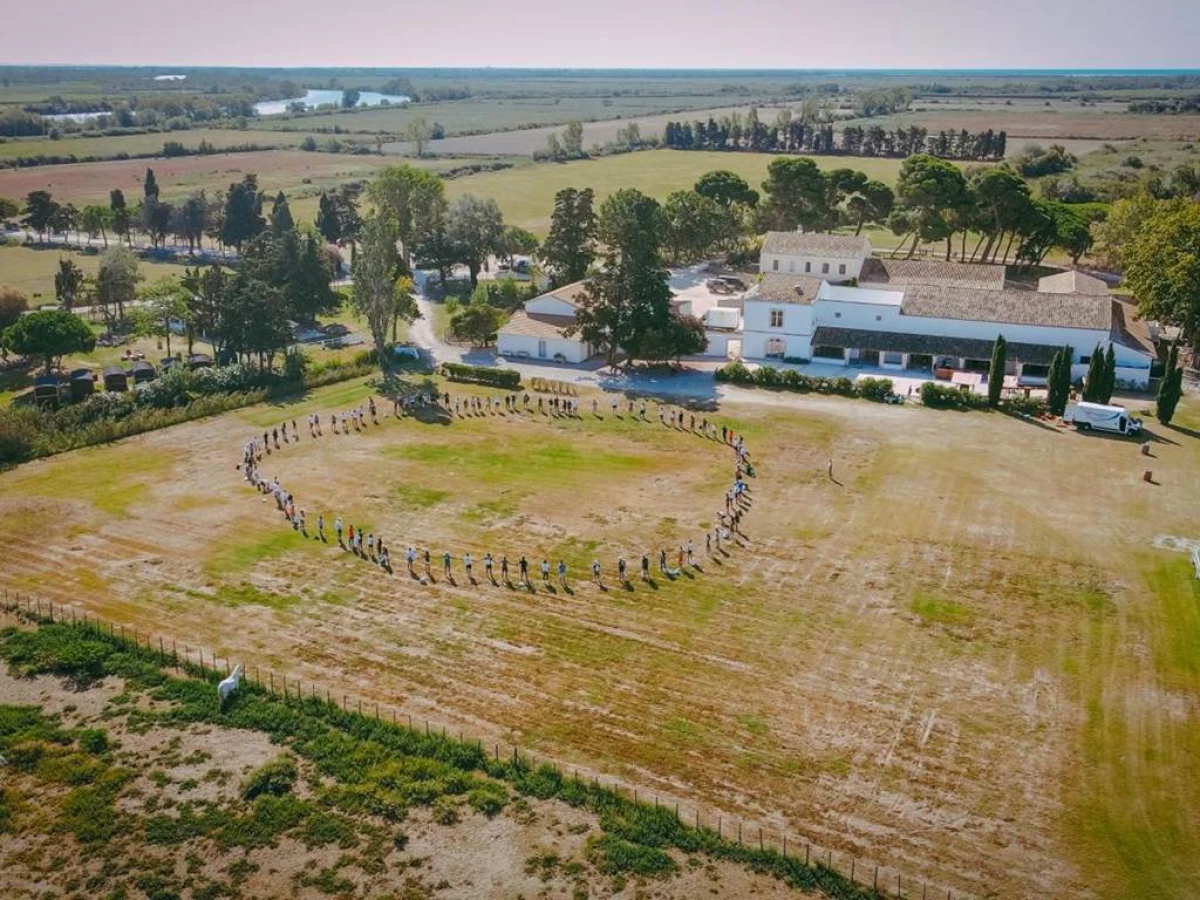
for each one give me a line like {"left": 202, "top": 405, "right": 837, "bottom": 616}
{"left": 715, "top": 362, "right": 894, "bottom": 401}
{"left": 441, "top": 362, "right": 521, "bottom": 390}
{"left": 0, "top": 352, "right": 377, "bottom": 467}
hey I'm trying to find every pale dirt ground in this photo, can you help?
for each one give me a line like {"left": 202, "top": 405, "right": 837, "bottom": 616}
{"left": 0, "top": 668, "right": 814, "bottom": 900}
{"left": 1, "top": 384, "right": 1198, "bottom": 900}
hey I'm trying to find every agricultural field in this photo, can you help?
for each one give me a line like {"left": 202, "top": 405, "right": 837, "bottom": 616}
{"left": 0, "top": 244, "right": 195, "bottom": 302}
{"left": 0, "top": 149, "right": 454, "bottom": 229}
{"left": 383, "top": 106, "right": 784, "bottom": 156}
{"left": 839, "top": 107, "right": 1200, "bottom": 154}
{"left": 257, "top": 95, "right": 766, "bottom": 139}
{"left": 444, "top": 150, "right": 908, "bottom": 235}
{"left": 1, "top": 376, "right": 1197, "bottom": 900}
{"left": 0, "top": 128, "right": 333, "bottom": 163}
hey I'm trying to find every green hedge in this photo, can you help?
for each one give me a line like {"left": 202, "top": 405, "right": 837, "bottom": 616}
{"left": 918, "top": 382, "right": 989, "bottom": 410}
{"left": 715, "top": 362, "right": 890, "bottom": 401}
{"left": 0, "top": 356, "right": 376, "bottom": 468}
{"left": 441, "top": 363, "right": 521, "bottom": 390}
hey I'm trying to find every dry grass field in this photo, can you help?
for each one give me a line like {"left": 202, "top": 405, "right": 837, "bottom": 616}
{"left": 0, "top": 376, "right": 1197, "bottom": 899}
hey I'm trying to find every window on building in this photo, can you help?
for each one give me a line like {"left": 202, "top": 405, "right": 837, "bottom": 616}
{"left": 772, "top": 259, "right": 779, "bottom": 272}
{"left": 834, "top": 311, "right": 841, "bottom": 318}
{"left": 822, "top": 263, "right": 830, "bottom": 274}
{"left": 1079, "top": 355, "right": 1090, "bottom": 364}
{"left": 769, "top": 309, "right": 784, "bottom": 328}
{"left": 839, "top": 263, "right": 847, "bottom": 275}
{"left": 875, "top": 315, "right": 882, "bottom": 321}
{"left": 804, "top": 261, "right": 811, "bottom": 273}
{"left": 882, "top": 351, "right": 904, "bottom": 365}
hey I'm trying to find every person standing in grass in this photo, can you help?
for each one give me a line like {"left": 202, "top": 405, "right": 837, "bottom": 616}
{"left": 687, "top": 540, "right": 694, "bottom": 566}
{"left": 558, "top": 560, "right": 568, "bottom": 588}
{"left": 484, "top": 552, "right": 494, "bottom": 583}
{"left": 617, "top": 556, "right": 627, "bottom": 584}
{"left": 442, "top": 551, "right": 452, "bottom": 579}
{"left": 501, "top": 554, "right": 510, "bottom": 583}
{"left": 464, "top": 552, "right": 474, "bottom": 581}
{"left": 659, "top": 547, "right": 667, "bottom": 574}
{"left": 407, "top": 546, "right": 417, "bottom": 576}
{"left": 541, "top": 559, "right": 550, "bottom": 585}
{"left": 591, "top": 559, "right": 602, "bottom": 587}
{"left": 423, "top": 548, "right": 431, "bottom": 578}
{"left": 705, "top": 532, "right": 711, "bottom": 556}
{"left": 641, "top": 554, "right": 650, "bottom": 581}
{"left": 519, "top": 555, "right": 529, "bottom": 586}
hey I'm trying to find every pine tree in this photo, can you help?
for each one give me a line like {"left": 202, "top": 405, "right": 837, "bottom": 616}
{"left": 987, "top": 335, "right": 1007, "bottom": 407}
{"left": 316, "top": 192, "right": 340, "bottom": 244}
{"left": 1156, "top": 343, "right": 1184, "bottom": 425}
{"left": 1083, "top": 345, "right": 1105, "bottom": 401}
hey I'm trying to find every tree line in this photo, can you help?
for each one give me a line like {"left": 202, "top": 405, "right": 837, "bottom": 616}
{"left": 663, "top": 111, "right": 1006, "bottom": 161}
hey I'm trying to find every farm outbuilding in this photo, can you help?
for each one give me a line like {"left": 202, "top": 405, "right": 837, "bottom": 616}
{"left": 497, "top": 281, "right": 597, "bottom": 364}
{"left": 103, "top": 367, "right": 128, "bottom": 392}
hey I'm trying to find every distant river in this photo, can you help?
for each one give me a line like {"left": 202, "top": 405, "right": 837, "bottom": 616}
{"left": 253, "top": 89, "right": 410, "bottom": 116}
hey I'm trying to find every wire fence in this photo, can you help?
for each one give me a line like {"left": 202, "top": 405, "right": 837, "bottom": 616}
{"left": 0, "top": 589, "right": 974, "bottom": 900}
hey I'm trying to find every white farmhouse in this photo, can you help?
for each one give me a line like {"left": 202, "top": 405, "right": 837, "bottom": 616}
{"left": 759, "top": 232, "right": 872, "bottom": 282}
{"left": 742, "top": 246, "right": 1155, "bottom": 387}
{"left": 496, "top": 281, "right": 596, "bottom": 363}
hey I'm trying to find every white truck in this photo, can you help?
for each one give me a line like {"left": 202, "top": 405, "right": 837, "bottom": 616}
{"left": 1064, "top": 401, "right": 1143, "bottom": 436}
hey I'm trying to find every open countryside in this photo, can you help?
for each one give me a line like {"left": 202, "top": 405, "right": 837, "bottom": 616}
{"left": 2, "top": 59, "right": 1200, "bottom": 900}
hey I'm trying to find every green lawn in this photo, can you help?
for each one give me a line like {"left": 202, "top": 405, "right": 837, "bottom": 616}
{"left": 0, "top": 244, "right": 191, "bottom": 302}
{"left": 445, "top": 150, "right": 909, "bottom": 235}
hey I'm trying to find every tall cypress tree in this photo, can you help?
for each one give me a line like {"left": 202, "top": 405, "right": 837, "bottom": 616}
{"left": 1083, "top": 344, "right": 1105, "bottom": 402}
{"left": 1157, "top": 343, "right": 1184, "bottom": 425}
{"left": 988, "top": 335, "right": 1007, "bottom": 407}
{"left": 1101, "top": 344, "right": 1116, "bottom": 402}
{"left": 1048, "top": 345, "right": 1073, "bottom": 416}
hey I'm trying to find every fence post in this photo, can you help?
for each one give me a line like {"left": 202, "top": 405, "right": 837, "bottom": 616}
{"left": 805, "top": 844, "right": 810, "bottom": 866}
{"left": 718, "top": 817, "right": 722, "bottom": 838}
{"left": 875, "top": 867, "right": 879, "bottom": 891}
{"left": 851, "top": 860, "right": 855, "bottom": 882}
{"left": 897, "top": 874, "right": 902, "bottom": 897}
{"left": 783, "top": 836, "right": 787, "bottom": 859}
{"left": 159, "top": 637, "right": 165, "bottom": 662}
{"left": 759, "top": 827, "right": 763, "bottom": 851}
{"left": 269, "top": 672, "right": 274, "bottom": 695}
{"left": 738, "top": 822, "right": 742, "bottom": 846}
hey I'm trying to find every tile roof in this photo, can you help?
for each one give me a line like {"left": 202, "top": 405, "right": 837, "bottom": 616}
{"left": 748, "top": 273, "right": 824, "bottom": 305}
{"left": 900, "top": 284, "right": 1113, "bottom": 330}
{"left": 762, "top": 232, "right": 872, "bottom": 259}
{"left": 1109, "top": 299, "right": 1156, "bottom": 358}
{"left": 859, "top": 258, "right": 1007, "bottom": 290}
{"left": 812, "top": 327, "right": 1060, "bottom": 365}
{"left": 1037, "top": 270, "right": 1109, "bottom": 296}
{"left": 497, "top": 310, "right": 579, "bottom": 341}
{"left": 533, "top": 280, "right": 590, "bottom": 308}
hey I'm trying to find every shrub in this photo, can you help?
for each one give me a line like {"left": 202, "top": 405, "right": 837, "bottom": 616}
{"left": 241, "top": 754, "right": 298, "bottom": 800}
{"left": 1002, "top": 395, "right": 1049, "bottom": 417}
{"left": 467, "top": 781, "right": 508, "bottom": 817}
{"left": 587, "top": 834, "right": 678, "bottom": 877}
{"left": 855, "top": 377, "right": 894, "bottom": 401}
{"left": 714, "top": 361, "right": 753, "bottom": 384}
{"left": 919, "top": 381, "right": 987, "bottom": 410}
{"left": 75, "top": 728, "right": 110, "bottom": 755}
{"left": 431, "top": 795, "right": 460, "bottom": 825}
{"left": 441, "top": 362, "right": 521, "bottom": 389}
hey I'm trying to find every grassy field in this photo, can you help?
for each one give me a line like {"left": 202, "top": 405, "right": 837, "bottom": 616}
{"left": 445, "top": 150, "right": 908, "bottom": 234}
{"left": 0, "top": 128, "right": 334, "bottom": 162}
{"left": 0, "top": 376, "right": 1196, "bottom": 899}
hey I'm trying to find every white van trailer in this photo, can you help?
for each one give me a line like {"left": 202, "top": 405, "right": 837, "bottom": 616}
{"left": 1063, "top": 401, "right": 1143, "bottom": 436}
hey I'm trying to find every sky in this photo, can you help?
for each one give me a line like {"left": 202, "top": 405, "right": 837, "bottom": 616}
{"left": 2, "top": 0, "right": 1198, "bottom": 69}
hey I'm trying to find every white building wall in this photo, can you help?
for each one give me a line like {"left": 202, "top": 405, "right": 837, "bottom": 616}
{"left": 761, "top": 253, "right": 864, "bottom": 283}
{"left": 496, "top": 332, "right": 590, "bottom": 364}
{"left": 741, "top": 301, "right": 815, "bottom": 360}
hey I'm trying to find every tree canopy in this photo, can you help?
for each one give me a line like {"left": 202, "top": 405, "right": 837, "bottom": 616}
{"left": 3, "top": 308, "right": 96, "bottom": 372}
{"left": 1123, "top": 198, "right": 1200, "bottom": 351}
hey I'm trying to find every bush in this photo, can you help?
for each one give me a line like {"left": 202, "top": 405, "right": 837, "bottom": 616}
{"left": 441, "top": 362, "right": 521, "bottom": 390}
{"left": 467, "top": 781, "right": 508, "bottom": 817}
{"left": 855, "top": 377, "right": 894, "bottom": 401}
{"left": 1002, "top": 395, "right": 1049, "bottom": 417}
{"left": 76, "top": 728, "right": 110, "bottom": 755}
{"left": 713, "top": 361, "right": 753, "bottom": 384}
{"left": 919, "top": 381, "right": 987, "bottom": 410}
{"left": 241, "top": 754, "right": 298, "bottom": 800}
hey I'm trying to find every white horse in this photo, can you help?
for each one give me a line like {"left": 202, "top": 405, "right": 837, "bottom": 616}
{"left": 218, "top": 662, "right": 244, "bottom": 706}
